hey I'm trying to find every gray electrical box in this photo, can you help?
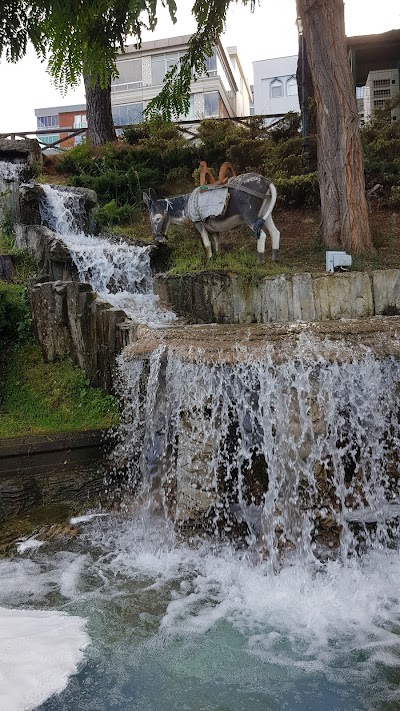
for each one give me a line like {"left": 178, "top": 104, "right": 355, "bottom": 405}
{"left": 326, "top": 251, "right": 352, "bottom": 273}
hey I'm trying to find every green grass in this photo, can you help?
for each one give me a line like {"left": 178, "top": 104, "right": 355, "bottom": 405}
{"left": 164, "top": 226, "right": 291, "bottom": 279}
{"left": 0, "top": 343, "right": 119, "bottom": 438}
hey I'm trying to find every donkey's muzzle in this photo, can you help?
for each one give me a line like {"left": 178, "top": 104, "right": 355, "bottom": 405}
{"left": 155, "top": 234, "right": 167, "bottom": 244}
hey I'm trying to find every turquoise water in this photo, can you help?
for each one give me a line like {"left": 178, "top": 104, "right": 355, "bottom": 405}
{"left": 2, "top": 512, "right": 400, "bottom": 711}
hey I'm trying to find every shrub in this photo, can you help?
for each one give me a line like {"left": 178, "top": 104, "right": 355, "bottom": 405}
{"left": 275, "top": 172, "right": 320, "bottom": 208}
{"left": 388, "top": 185, "right": 400, "bottom": 208}
{"left": 96, "top": 200, "right": 137, "bottom": 226}
{"left": 0, "top": 283, "right": 31, "bottom": 341}
{"left": 196, "top": 118, "right": 249, "bottom": 172}
{"left": 362, "top": 93, "right": 400, "bottom": 200}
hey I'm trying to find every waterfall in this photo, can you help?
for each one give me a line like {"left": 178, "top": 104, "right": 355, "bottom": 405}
{"left": 0, "top": 160, "right": 26, "bottom": 182}
{"left": 40, "top": 184, "right": 176, "bottom": 327}
{"left": 115, "top": 334, "right": 400, "bottom": 566}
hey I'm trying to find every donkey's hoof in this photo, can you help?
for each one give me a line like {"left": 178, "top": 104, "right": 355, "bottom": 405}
{"left": 257, "top": 252, "right": 265, "bottom": 264}
{"left": 271, "top": 249, "right": 279, "bottom": 263}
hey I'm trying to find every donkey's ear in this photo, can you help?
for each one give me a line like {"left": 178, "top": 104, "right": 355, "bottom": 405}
{"left": 149, "top": 188, "right": 158, "bottom": 201}
{"left": 143, "top": 191, "right": 151, "bottom": 207}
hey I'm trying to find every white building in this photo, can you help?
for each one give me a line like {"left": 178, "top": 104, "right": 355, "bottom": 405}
{"left": 252, "top": 55, "right": 299, "bottom": 118}
{"left": 362, "top": 68, "right": 400, "bottom": 122}
{"left": 111, "top": 35, "right": 252, "bottom": 124}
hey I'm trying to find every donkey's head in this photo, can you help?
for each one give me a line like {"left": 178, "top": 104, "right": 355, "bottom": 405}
{"left": 143, "top": 189, "right": 170, "bottom": 243}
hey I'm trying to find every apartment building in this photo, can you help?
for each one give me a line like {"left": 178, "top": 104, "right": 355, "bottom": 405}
{"left": 252, "top": 55, "right": 299, "bottom": 119}
{"left": 110, "top": 34, "right": 251, "bottom": 124}
{"left": 34, "top": 35, "right": 251, "bottom": 148}
{"left": 349, "top": 30, "right": 400, "bottom": 123}
{"left": 361, "top": 68, "right": 400, "bottom": 122}
{"left": 34, "top": 104, "right": 87, "bottom": 148}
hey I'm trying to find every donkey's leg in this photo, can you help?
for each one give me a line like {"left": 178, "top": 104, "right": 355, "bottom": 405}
{"left": 210, "top": 232, "right": 219, "bottom": 256}
{"left": 264, "top": 214, "right": 280, "bottom": 262}
{"left": 257, "top": 230, "right": 267, "bottom": 263}
{"left": 195, "top": 223, "right": 213, "bottom": 259}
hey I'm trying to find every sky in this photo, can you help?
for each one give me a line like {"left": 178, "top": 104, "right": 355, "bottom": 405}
{"left": 0, "top": 0, "right": 399, "bottom": 133}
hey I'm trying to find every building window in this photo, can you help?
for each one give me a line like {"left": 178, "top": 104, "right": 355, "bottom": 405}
{"left": 39, "top": 134, "right": 60, "bottom": 145}
{"left": 73, "top": 114, "right": 87, "bottom": 129}
{"left": 112, "top": 58, "right": 143, "bottom": 92}
{"left": 270, "top": 79, "right": 283, "bottom": 98}
{"left": 286, "top": 77, "right": 298, "bottom": 96}
{"left": 374, "top": 89, "right": 391, "bottom": 98}
{"left": 205, "top": 50, "right": 217, "bottom": 76}
{"left": 356, "top": 86, "right": 365, "bottom": 99}
{"left": 373, "top": 79, "right": 390, "bottom": 87}
{"left": 151, "top": 52, "right": 185, "bottom": 86}
{"left": 204, "top": 92, "right": 219, "bottom": 117}
{"left": 112, "top": 102, "right": 144, "bottom": 126}
{"left": 37, "top": 115, "right": 59, "bottom": 129}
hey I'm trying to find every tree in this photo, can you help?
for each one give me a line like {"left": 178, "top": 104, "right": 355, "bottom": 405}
{"left": 0, "top": 0, "right": 177, "bottom": 145}
{"left": 296, "top": 0, "right": 372, "bottom": 253}
{"left": 148, "top": 0, "right": 372, "bottom": 254}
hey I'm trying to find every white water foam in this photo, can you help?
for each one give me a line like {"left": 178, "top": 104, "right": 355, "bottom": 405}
{"left": 0, "top": 515, "right": 399, "bottom": 709}
{"left": 0, "top": 606, "right": 89, "bottom": 711}
{"left": 0, "top": 160, "right": 26, "bottom": 181}
{"left": 16, "top": 536, "right": 45, "bottom": 554}
{"left": 40, "top": 184, "right": 176, "bottom": 327}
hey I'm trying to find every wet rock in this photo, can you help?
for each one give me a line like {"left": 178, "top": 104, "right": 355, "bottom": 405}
{"left": 0, "top": 138, "right": 42, "bottom": 177}
{"left": 0, "top": 255, "right": 14, "bottom": 282}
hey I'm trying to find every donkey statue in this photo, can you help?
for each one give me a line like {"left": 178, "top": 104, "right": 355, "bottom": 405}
{"left": 143, "top": 172, "right": 280, "bottom": 263}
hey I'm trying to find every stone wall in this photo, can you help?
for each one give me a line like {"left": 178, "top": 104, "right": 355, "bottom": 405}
{"left": 154, "top": 269, "right": 400, "bottom": 324}
{"left": 29, "top": 279, "right": 138, "bottom": 391}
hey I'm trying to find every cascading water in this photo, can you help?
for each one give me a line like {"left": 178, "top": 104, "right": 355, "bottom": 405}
{"left": 39, "top": 184, "right": 176, "bottom": 327}
{"left": 115, "top": 334, "right": 400, "bottom": 567}
{"left": 3, "top": 332, "right": 400, "bottom": 710}
{"left": 0, "top": 159, "right": 26, "bottom": 181}
{"left": 2, "top": 175, "right": 400, "bottom": 709}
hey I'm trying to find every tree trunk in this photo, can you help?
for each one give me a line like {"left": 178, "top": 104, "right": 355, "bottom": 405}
{"left": 84, "top": 74, "right": 117, "bottom": 147}
{"left": 297, "top": 0, "right": 373, "bottom": 253}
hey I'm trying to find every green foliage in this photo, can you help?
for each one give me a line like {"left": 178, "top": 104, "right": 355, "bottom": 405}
{"left": 0, "top": 343, "right": 119, "bottom": 438}
{"left": 57, "top": 114, "right": 322, "bottom": 220}
{"left": 0, "top": 283, "right": 31, "bottom": 342}
{"left": 389, "top": 186, "right": 400, "bottom": 208}
{"left": 96, "top": 200, "right": 137, "bottom": 227}
{"left": 196, "top": 119, "right": 249, "bottom": 172}
{"left": 361, "top": 94, "right": 400, "bottom": 201}
{"left": 275, "top": 173, "right": 320, "bottom": 209}
{"left": 268, "top": 112, "right": 302, "bottom": 142}
{"left": 59, "top": 142, "right": 162, "bottom": 209}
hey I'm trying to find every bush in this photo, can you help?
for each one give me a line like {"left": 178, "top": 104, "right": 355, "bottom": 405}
{"left": 275, "top": 172, "right": 320, "bottom": 208}
{"left": 389, "top": 185, "right": 400, "bottom": 208}
{"left": 96, "top": 200, "right": 137, "bottom": 226}
{"left": 0, "top": 283, "right": 31, "bottom": 341}
{"left": 196, "top": 118, "right": 249, "bottom": 172}
{"left": 362, "top": 93, "right": 400, "bottom": 200}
